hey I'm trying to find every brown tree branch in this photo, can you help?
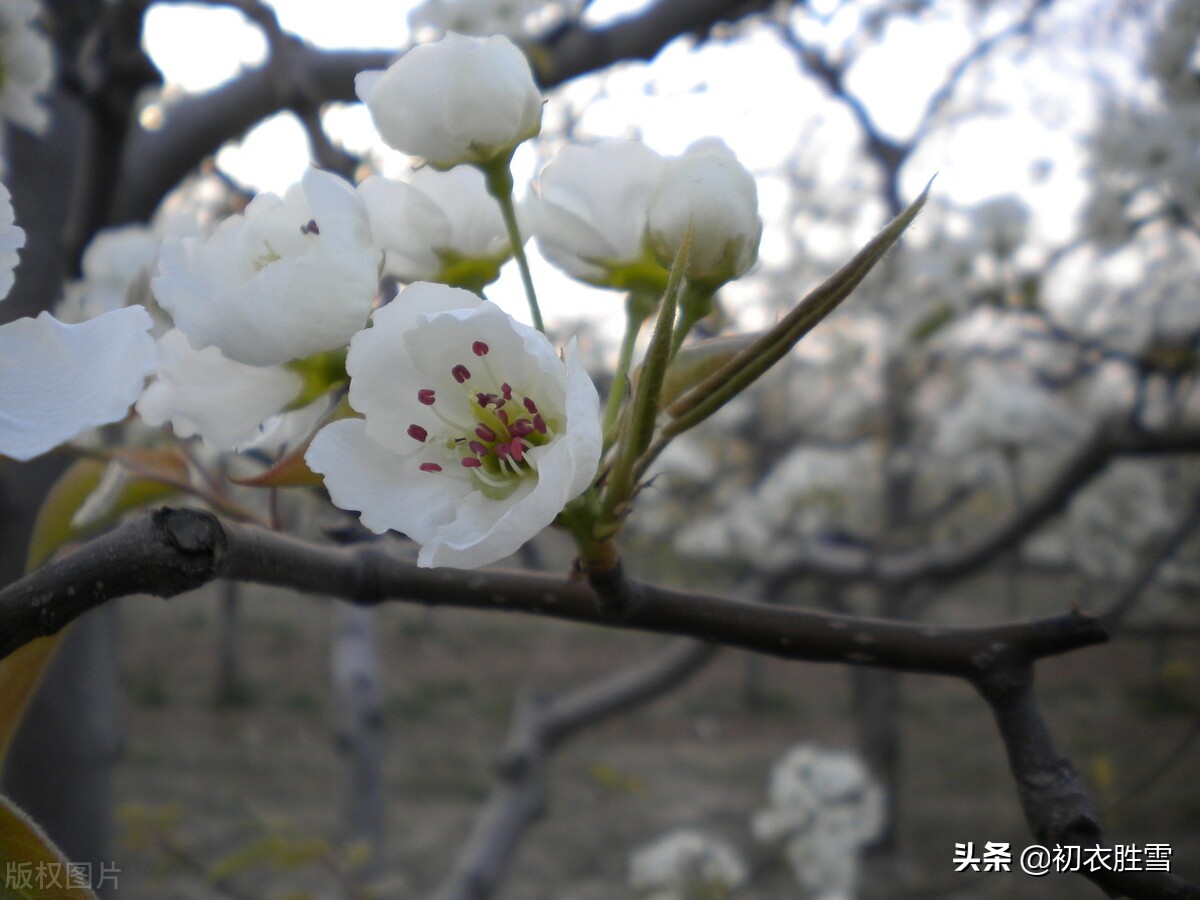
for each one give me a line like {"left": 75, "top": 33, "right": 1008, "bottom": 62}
{"left": 764, "top": 423, "right": 1200, "bottom": 592}
{"left": 434, "top": 640, "right": 715, "bottom": 900}
{"left": 0, "top": 507, "right": 1106, "bottom": 677}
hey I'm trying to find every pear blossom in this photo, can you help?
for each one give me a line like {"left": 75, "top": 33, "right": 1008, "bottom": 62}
{"left": 530, "top": 139, "right": 668, "bottom": 289}
{"left": 137, "top": 330, "right": 302, "bottom": 451}
{"left": 0, "top": 307, "right": 157, "bottom": 461}
{"left": 306, "top": 282, "right": 601, "bottom": 568}
{"left": 628, "top": 830, "right": 747, "bottom": 900}
{"left": 359, "top": 167, "right": 516, "bottom": 289}
{"left": 646, "top": 139, "right": 761, "bottom": 285}
{"left": 355, "top": 34, "right": 542, "bottom": 169}
{"left": 56, "top": 224, "right": 160, "bottom": 324}
{"left": 753, "top": 744, "right": 884, "bottom": 899}
{"left": 0, "top": 180, "right": 24, "bottom": 299}
{"left": 153, "top": 167, "right": 381, "bottom": 367}
{"left": 0, "top": 0, "right": 53, "bottom": 136}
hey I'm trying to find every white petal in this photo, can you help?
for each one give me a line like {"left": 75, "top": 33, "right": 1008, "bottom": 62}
{"left": 0, "top": 181, "right": 26, "bottom": 300}
{"left": 0, "top": 306, "right": 156, "bottom": 461}
{"left": 136, "top": 329, "right": 301, "bottom": 451}
{"left": 306, "top": 417, "right": 471, "bottom": 538}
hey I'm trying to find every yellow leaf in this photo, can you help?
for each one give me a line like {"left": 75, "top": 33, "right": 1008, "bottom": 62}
{"left": 0, "top": 793, "right": 100, "bottom": 898}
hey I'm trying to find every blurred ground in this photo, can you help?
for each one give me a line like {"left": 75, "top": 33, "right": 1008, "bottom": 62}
{"left": 111, "top": 575, "right": 1200, "bottom": 899}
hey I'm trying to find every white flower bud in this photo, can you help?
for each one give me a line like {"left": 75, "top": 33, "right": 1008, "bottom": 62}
{"left": 646, "top": 139, "right": 761, "bottom": 285}
{"left": 355, "top": 34, "right": 543, "bottom": 169}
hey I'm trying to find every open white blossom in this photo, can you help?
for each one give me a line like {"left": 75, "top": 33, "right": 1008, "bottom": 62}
{"left": 360, "top": 167, "right": 515, "bottom": 289}
{"left": 647, "top": 139, "right": 761, "bottom": 285}
{"left": 0, "top": 0, "right": 53, "bottom": 136}
{"left": 0, "top": 180, "right": 24, "bottom": 299}
{"left": 306, "top": 282, "right": 601, "bottom": 569}
{"left": 355, "top": 33, "right": 542, "bottom": 169}
{"left": 153, "top": 167, "right": 380, "bottom": 367}
{"left": 530, "top": 139, "right": 667, "bottom": 289}
{"left": 137, "top": 330, "right": 302, "bottom": 451}
{"left": 628, "top": 830, "right": 748, "bottom": 900}
{"left": 753, "top": 744, "right": 885, "bottom": 900}
{"left": 0, "top": 307, "right": 157, "bottom": 461}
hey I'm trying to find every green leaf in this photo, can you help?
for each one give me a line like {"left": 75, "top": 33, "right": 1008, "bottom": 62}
{"left": 0, "top": 794, "right": 100, "bottom": 898}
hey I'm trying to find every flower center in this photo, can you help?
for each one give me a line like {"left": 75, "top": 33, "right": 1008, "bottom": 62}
{"left": 408, "top": 339, "right": 556, "bottom": 498}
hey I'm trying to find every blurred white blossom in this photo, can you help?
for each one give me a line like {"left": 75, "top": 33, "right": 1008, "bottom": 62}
{"left": 0, "top": 0, "right": 53, "bottom": 136}
{"left": 0, "top": 180, "right": 24, "bottom": 299}
{"left": 628, "top": 830, "right": 748, "bottom": 900}
{"left": 753, "top": 745, "right": 884, "bottom": 900}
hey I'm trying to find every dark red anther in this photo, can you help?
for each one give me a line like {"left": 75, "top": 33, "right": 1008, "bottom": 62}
{"left": 475, "top": 424, "right": 497, "bottom": 442}
{"left": 497, "top": 409, "right": 509, "bottom": 426}
{"left": 510, "top": 419, "right": 531, "bottom": 437}
{"left": 419, "top": 462, "right": 442, "bottom": 473}
{"left": 523, "top": 397, "right": 538, "bottom": 414}
{"left": 452, "top": 364, "right": 471, "bottom": 383}
{"left": 418, "top": 389, "right": 436, "bottom": 405}
{"left": 300, "top": 219, "right": 320, "bottom": 235}
{"left": 501, "top": 383, "right": 513, "bottom": 400}
{"left": 469, "top": 440, "right": 487, "bottom": 456}
{"left": 495, "top": 443, "right": 509, "bottom": 461}
{"left": 407, "top": 424, "right": 428, "bottom": 442}
{"left": 533, "top": 414, "right": 547, "bottom": 434}
{"left": 472, "top": 341, "right": 489, "bottom": 357}
{"left": 509, "top": 441, "right": 524, "bottom": 463}
{"left": 461, "top": 457, "right": 482, "bottom": 468}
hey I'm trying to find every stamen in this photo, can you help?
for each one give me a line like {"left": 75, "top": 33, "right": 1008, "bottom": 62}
{"left": 407, "top": 424, "right": 428, "bottom": 442}
{"left": 468, "top": 440, "right": 487, "bottom": 456}
{"left": 501, "top": 383, "right": 513, "bottom": 401}
{"left": 419, "top": 463, "right": 442, "bottom": 473}
{"left": 510, "top": 419, "right": 532, "bottom": 438}
{"left": 475, "top": 424, "right": 497, "bottom": 442}
{"left": 461, "top": 458, "right": 482, "bottom": 468}
{"left": 472, "top": 341, "right": 489, "bottom": 357}
{"left": 418, "top": 389, "right": 436, "bottom": 406}
{"left": 523, "top": 397, "right": 538, "bottom": 414}
{"left": 509, "top": 441, "right": 524, "bottom": 463}
{"left": 452, "top": 364, "right": 471, "bottom": 383}
{"left": 498, "top": 409, "right": 509, "bottom": 426}
{"left": 300, "top": 219, "right": 320, "bottom": 235}
{"left": 533, "top": 414, "right": 547, "bottom": 434}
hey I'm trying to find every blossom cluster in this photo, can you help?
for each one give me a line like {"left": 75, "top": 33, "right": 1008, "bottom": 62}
{"left": 0, "top": 30, "right": 764, "bottom": 572}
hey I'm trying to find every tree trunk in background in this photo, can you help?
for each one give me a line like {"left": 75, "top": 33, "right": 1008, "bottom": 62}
{"left": 0, "top": 71, "right": 120, "bottom": 882}
{"left": 331, "top": 603, "right": 385, "bottom": 871}
{"left": 851, "top": 666, "right": 901, "bottom": 851}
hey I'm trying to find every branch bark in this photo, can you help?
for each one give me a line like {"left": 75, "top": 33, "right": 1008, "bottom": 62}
{"left": 0, "top": 507, "right": 1108, "bottom": 678}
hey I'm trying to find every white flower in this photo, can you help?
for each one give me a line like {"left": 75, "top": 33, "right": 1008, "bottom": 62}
{"left": 56, "top": 225, "right": 160, "bottom": 324}
{"left": 137, "top": 330, "right": 302, "bottom": 451}
{"left": 0, "top": 180, "right": 25, "bottom": 299}
{"left": 355, "top": 33, "right": 543, "bottom": 169}
{"left": 306, "top": 282, "right": 601, "bottom": 568}
{"left": 0, "top": 306, "right": 156, "bottom": 461}
{"left": 153, "top": 167, "right": 381, "bottom": 367}
{"left": 359, "top": 167, "right": 516, "bottom": 289}
{"left": 0, "top": 0, "right": 53, "bottom": 136}
{"left": 628, "top": 830, "right": 747, "bottom": 900}
{"left": 530, "top": 139, "right": 667, "bottom": 289}
{"left": 646, "top": 139, "right": 761, "bottom": 285}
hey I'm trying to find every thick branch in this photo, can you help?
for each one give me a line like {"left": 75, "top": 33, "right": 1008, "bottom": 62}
{"left": 978, "top": 667, "right": 1200, "bottom": 900}
{"left": 0, "top": 508, "right": 1107, "bottom": 677}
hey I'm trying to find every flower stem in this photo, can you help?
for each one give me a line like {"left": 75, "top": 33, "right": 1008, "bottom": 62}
{"left": 602, "top": 291, "right": 655, "bottom": 449}
{"left": 482, "top": 159, "right": 544, "bottom": 333}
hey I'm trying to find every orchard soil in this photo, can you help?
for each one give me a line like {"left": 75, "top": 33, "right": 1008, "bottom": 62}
{"left": 112, "top": 567, "right": 1200, "bottom": 899}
